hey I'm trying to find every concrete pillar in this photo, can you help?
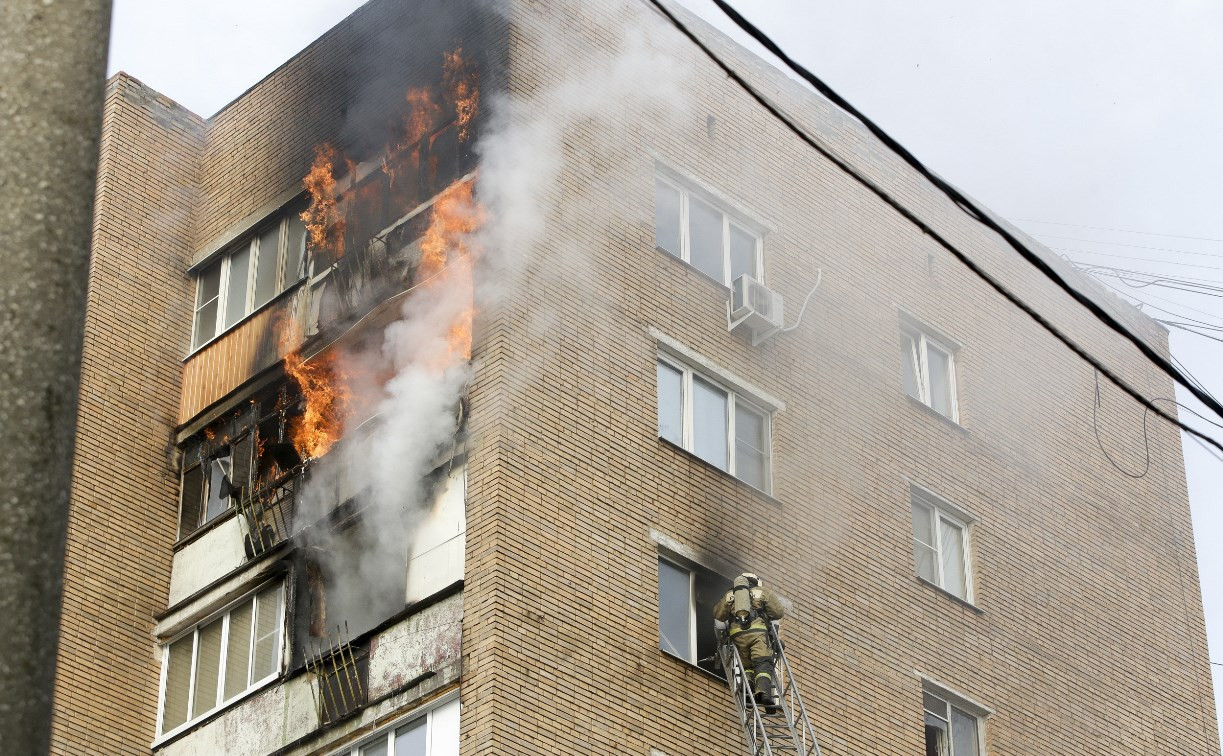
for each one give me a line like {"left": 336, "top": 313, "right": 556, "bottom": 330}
{"left": 0, "top": 0, "right": 112, "bottom": 751}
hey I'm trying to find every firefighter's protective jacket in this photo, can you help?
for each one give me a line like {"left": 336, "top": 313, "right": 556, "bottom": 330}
{"left": 713, "top": 584, "right": 785, "bottom": 637}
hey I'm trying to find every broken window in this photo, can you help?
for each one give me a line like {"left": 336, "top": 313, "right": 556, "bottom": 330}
{"left": 654, "top": 173, "right": 762, "bottom": 287}
{"left": 157, "top": 582, "right": 284, "bottom": 737}
{"left": 178, "top": 405, "right": 260, "bottom": 541}
{"left": 656, "top": 354, "right": 772, "bottom": 493}
{"left": 910, "top": 487, "right": 974, "bottom": 603}
{"left": 657, "top": 556, "right": 725, "bottom": 676}
{"left": 923, "top": 690, "right": 982, "bottom": 756}
{"left": 900, "top": 321, "right": 958, "bottom": 422}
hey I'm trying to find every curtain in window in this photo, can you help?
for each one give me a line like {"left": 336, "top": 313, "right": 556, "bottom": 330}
{"left": 654, "top": 180, "right": 681, "bottom": 256}
{"left": 656, "top": 361, "right": 683, "bottom": 446}
{"left": 688, "top": 196, "right": 724, "bottom": 282}
{"left": 691, "top": 377, "right": 728, "bottom": 470}
{"left": 911, "top": 500, "right": 938, "bottom": 584}
{"left": 657, "top": 559, "right": 692, "bottom": 660}
{"left": 939, "top": 519, "right": 966, "bottom": 598}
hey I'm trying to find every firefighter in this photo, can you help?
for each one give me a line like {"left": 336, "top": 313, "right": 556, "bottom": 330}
{"left": 713, "top": 573, "right": 786, "bottom": 709}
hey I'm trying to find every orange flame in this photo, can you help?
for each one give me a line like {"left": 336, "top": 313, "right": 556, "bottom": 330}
{"left": 417, "top": 181, "right": 482, "bottom": 365}
{"left": 302, "top": 144, "right": 346, "bottom": 262}
{"left": 279, "top": 322, "right": 351, "bottom": 461}
{"left": 443, "top": 48, "right": 479, "bottom": 143}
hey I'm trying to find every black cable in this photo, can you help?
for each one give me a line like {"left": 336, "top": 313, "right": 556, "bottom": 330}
{"left": 701, "top": 0, "right": 1223, "bottom": 423}
{"left": 1017, "top": 218, "right": 1223, "bottom": 245}
{"left": 1161, "top": 321, "right": 1223, "bottom": 346}
{"left": 1034, "top": 233, "right": 1223, "bottom": 260}
{"left": 644, "top": 0, "right": 1223, "bottom": 459}
{"left": 1093, "top": 369, "right": 1150, "bottom": 479}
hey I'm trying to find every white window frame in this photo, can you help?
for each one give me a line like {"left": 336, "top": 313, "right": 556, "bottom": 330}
{"left": 332, "top": 693, "right": 459, "bottom": 756}
{"left": 655, "top": 173, "right": 763, "bottom": 287}
{"left": 656, "top": 353, "right": 772, "bottom": 494}
{"left": 900, "top": 322, "right": 959, "bottom": 422}
{"left": 658, "top": 556, "right": 699, "bottom": 662}
{"left": 191, "top": 208, "right": 307, "bottom": 352}
{"left": 910, "top": 486, "right": 975, "bottom": 603}
{"left": 920, "top": 681, "right": 989, "bottom": 756}
{"left": 154, "top": 581, "right": 286, "bottom": 741}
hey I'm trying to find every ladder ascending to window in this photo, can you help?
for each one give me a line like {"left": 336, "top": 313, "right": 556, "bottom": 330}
{"left": 717, "top": 623, "right": 822, "bottom": 756}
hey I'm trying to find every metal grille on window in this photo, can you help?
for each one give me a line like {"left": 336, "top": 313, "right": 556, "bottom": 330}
{"left": 306, "top": 625, "right": 368, "bottom": 727}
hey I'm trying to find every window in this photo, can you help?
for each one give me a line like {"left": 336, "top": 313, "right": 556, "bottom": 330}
{"left": 900, "top": 323, "right": 958, "bottom": 421}
{"left": 179, "top": 429, "right": 255, "bottom": 541}
{"left": 910, "top": 488, "right": 973, "bottom": 602}
{"left": 157, "top": 582, "right": 284, "bottom": 737}
{"left": 657, "top": 556, "right": 725, "bottom": 674}
{"left": 192, "top": 205, "right": 308, "bottom": 350}
{"left": 335, "top": 696, "right": 459, "bottom": 756}
{"left": 923, "top": 690, "right": 983, "bottom": 756}
{"left": 655, "top": 174, "right": 761, "bottom": 286}
{"left": 657, "top": 356, "right": 771, "bottom": 492}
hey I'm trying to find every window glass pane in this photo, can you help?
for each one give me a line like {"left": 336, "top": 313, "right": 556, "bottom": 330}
{"left": 658, "top": 559, "right": 692, "bottom": 660}
{"left": 940, "top": 520, "right": 967, "bottom": 598}
{"left": 914, "top": 542, "right": 938, "bottom": 584}
{"left": 691, "top": 377, "right": 728, "bottom": 470}
{"left": 179, "top": 464, "right": 205, "bottom": 540}
{"left": 951, "top": 707, "right": 980, "bottom": 756}
{"left": 900, "top": 333, "right": 920, "bottom": 399}
{"left": 654, "top": 179, "right": 681, "bottom": 257}
{"left": 924, "top": 692, "right": 949, "bottom": 719}
{"left": 285, "top": 212, "right": 307, "bottom": 284}
{"left": 224, "top": 244, "right": 252, "bottom": 328}
{"left": 360, "top": 738, "right": 389, "bottom": 756}
{"left": 197, "top": 262, "right": 222, "bottom": 306}
{"left": 162, "top": 635, "right": 194, "bottom": 733}
{"left": 911, "top": 499, "right": 935, "bottom": 547}
{"left": 394, "top": 718, "right": 427, "bottom": 756}
{"left": 927, "top": 344, "right": 953, "bottom": 417}
{"left": 729, "top": 223, "right": 757, "bottom": 283}
{"left": 429, "top": 698, "right": 460, "bottom": 756}
{"left": 223, "top": 600, "right": 253, "bottom": 700}
{"left": 656, "top": 361, "right": 683, "bottom": 446}
{"left": 253, "top": 225, "right": 281, "bottom": 309}
{"left": 204, "top": 456, "right": 232, "bottom": 523}
{"left": 252, "top": 584, "right": 281, "bottom": 680}
{"left": 734, "top": 403, "right": 767, "bottom": 490}
{"left": 688, "top": 196, "right": 725, "bottom": 282}
{"left": 192, "top": 619, "right": 223, "bottom": 718}
{"left": 194, "top": 300, "right": 219, "bottom": 349}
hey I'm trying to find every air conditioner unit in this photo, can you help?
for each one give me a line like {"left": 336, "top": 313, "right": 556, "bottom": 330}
{"left": 728, "top": 275, "right": 784, "bottom": 345}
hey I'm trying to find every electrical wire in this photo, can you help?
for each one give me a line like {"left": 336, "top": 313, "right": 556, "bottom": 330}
{"left": 644, "top": 0, "right": 1223, "bottom": 458}
{"left": 697, "top": 0, "right": 1223, "bottom": 428}
{"left": 1055, "top": 247, "right": 1223, "bottom": 273}
{"left": 1093, "top": 369, "right": 1150, "bottom": 479}
{"left": 1033, "top": 233, "right": 1223, "bottom": 260}
{"left": 1161, "top": 321, "right": 1223, "bottom": 346}
{"left": 779, "top": 268, "right": 822, "bottom": 333}
{"left": 1017, "top": 218, "right": 1223, "bottom": 245}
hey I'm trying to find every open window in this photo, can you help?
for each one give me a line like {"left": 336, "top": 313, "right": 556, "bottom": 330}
{"left": 922, "top": 686, "right": 986, "bottom": 756}
{"left": 657, "top": 555, "right": 726, "bottom": 676}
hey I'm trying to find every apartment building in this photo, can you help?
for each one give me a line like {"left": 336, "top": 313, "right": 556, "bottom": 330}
{"left": 51, "top": 0, "right": 1218, "bottom": 754}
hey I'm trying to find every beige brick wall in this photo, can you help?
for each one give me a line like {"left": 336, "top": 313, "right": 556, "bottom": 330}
{"left": 457, "top": 2, "right": 1217, "bottom": 754}
{"left": 50, "top": 74, "right": 203, "bottom": 754}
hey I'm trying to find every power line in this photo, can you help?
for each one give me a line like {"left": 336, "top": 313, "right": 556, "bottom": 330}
{"left": 1033, "top": 233, "right": 1223, "bottom": 260}
{"left": 646, "top": 0, "right": 1223, "bottom": 457}
{"left": 1017, "top": 218, "right": 1223, "bottom": 245}
{"left": 1057, "top": 247, "right": 1223, "bottom": 273}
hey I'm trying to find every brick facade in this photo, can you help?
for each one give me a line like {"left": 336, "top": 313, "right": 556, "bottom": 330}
{"left": 53, "top": 0, "right": 1216, "bottom": 754}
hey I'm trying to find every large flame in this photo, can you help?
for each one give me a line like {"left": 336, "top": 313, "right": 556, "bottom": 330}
{"left": 302, "top": 144, "right": 346, "bottom": 263}
{"left": 280, "top": 326, "right": 351, "bottom": 461}
{"left": 282, "top": 47, "right": 482, "bottom": 461}
{"left": 443, "top": 48, "right": 479, "bottom": 143}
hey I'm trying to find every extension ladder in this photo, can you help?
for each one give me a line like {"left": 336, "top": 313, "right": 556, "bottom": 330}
{"left": 717, "top": 623, "right": 822, "bottom": 756}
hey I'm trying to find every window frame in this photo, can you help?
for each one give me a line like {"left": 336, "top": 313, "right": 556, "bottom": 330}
{"left": 656, "top": 555, "right": 725, "bottom": 676}
{"left": 921, "top": 685, "right": 988, "bottom": 756}
{"left": 900, "top": 323, "right": 959, "bottom": 423}
{"left": 910, "top": 486, "right": 975, "bottom": 604}
{"left": 331, "top": 693, "right": 460, "bottom": 756}
{"left": 654, "top": 173, "right": 763, "bottom": 287}
{"left": 190, "top": 207, "right": 308, "bottom": 352}
{"left": 154, "top": 580, "right": 286, "bottom": 741}
{"left": 656, "top": 353, "right": 773, "bottom": 494}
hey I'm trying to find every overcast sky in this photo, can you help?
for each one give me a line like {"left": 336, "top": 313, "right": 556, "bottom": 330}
{"left": 107, "top": 0, "right": 1223, "bottom": 740}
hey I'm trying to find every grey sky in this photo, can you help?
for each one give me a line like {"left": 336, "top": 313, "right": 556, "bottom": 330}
{"left": 107, "top": 0, "right": 1223, "bottom": 741}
